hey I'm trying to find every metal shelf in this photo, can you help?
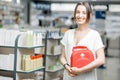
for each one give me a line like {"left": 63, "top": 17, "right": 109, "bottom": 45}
{"left": 46, "top": 53, "right": 61, "bottom": 56}
{"left": 17, "top": 67, "right": 45, "bottom": 74}
{"left": 0, "top": 67, "right": 45, "bottom": 74}
{"left": 0, "top": 32, "right": 47, "bottom": 80}
{"left": 0, "top": 45, "right": 45, "bottom": 49}
{"left": 46, "top": 67, "right": 63, "bottom": 73}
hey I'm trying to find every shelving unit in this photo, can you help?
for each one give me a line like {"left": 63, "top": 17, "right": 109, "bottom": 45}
{"left": 46, "top": 53, "right": 63, "bottom": 73}
{"left": 45, "top": 31, "right": 63, "bottom": 80}
{"left": 0, "top": 1, "right": 24, "bottom": 26}
{"left": 0, "top": 30, "right": 47, "bottom": 80}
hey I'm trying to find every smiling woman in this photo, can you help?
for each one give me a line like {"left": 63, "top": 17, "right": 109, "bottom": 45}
{"left": 60, "top": 1, "right": 105, "bottom": 80}
{"left": 74, "top": 2, "right": 92, "bottom": 25}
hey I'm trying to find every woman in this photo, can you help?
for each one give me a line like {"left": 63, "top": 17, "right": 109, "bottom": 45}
{"left": 60, "top": 2, "right": 105, "bottom": 80}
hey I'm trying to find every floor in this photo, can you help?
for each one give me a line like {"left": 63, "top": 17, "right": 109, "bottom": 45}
{"left": 97, "top": 49, "right": 120, "bottom": 80}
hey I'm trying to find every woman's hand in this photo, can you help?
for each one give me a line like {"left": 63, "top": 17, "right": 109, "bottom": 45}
{"left": 65, "top": 65, "right": 77, "bottom": 77}
{"left": 70, "top": 67, "right": 80, "bottom": 75}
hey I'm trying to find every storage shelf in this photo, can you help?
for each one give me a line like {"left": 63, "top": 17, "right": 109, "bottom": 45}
{"left": 45, "top": 31, "right": 63, "bottom": 79}
{"left": 46, "top": 67, "right": 63, "bottom": 73}
{"left": 0, "top": 45, "right": 45, "bottom": 49}
{"left": 0, "top": 46, "right": 15, "bottom": 48}
{"left": 0, "top": 67, "right": 45, "bottom": 74}
{"left": 47, "top": 37, "right": 62, "bottom": 40}
{"left": 0, "top": 69, "right": 13, "bottom": 72}
{"left": 18, "top": 45, "right": 45, "bottom": 49}
{"left": 0, "top": 32, "right": 47, "bottom": 80}
{"left": 46, "top": 53, "right": 61, "bottom": 56}
{"left": 17, "top": 67, "right": 45, "bottom": 74}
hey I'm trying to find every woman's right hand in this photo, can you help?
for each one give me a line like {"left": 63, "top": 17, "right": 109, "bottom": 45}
{"left": 65, "top": 65, "right": 77, "bottom": 77}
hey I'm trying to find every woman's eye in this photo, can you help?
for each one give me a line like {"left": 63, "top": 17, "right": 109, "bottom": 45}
{"left": 83, "top": 11, "right": 86, "bottom": 14}
{"left": 76, "top": 11, "right": 80, "bottom": 14}
{"left": 76, "top": 11, "right": 86, "bottom": 15}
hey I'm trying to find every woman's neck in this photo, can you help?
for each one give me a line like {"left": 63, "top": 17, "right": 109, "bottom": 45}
{"left": 77, "top": 24, "right": 89, "bottom": 31}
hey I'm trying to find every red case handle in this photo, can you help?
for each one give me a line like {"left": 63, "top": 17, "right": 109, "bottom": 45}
{"left": 72, "top": 46, "right": 88, "bottom": 51}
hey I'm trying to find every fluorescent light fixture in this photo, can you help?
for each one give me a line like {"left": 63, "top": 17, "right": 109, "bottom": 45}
{"left": 1, "top": 0, "right": 12, "bottom": 2}
{"left": 51, "top": 3, "right": 76, "bottom": 11}
{"left": 109, "top": 5, "right": 120, "bottom": 12}
{"left": 94, "top": 5, "right": 107, "bottom": 10}
{"left": 1, "top": 0, "right": 20, "bottom": 4}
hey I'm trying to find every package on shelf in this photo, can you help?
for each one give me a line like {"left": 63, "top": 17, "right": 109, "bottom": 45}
{"left": 34, "top": 71, "right": 43, "bottom": 80}
{"left": 18, "top": 32, "right": 27, "bottom": 46}
{"left": 5, "top": 29, "right": 12, "bottom": 45}
{"left": 33, "top": 32, "right": 42, "bottom": 46}
{"left": 51, "top": 32, "right": 60, "bottom": 39}
{"left": 48, "top": 64, "right": 63, "bottom": 71}
{"left": 0, "top": 29, "right": 20, "bottom": 46}
{"left": 52, "top": 77, "right": 61, "bottom": 80}
{"left": 10, "top": 30, "right": 21, "bottom": 46}
{"left": 47, "top": 30, "right": 62, "bottom": 39}
{"left": 21, "top": 55, "right": 31, "bottom": 71}
{"left": 51, "top": 45, "right": 61, "bottom": 55}
{"left": 54, "top": 58, "right": 63, "bottom": 70}
{"left": 0, "top": 53, "right": 14, "bottom": 70}
{"left": 0, "top": 54, "right": 9, "bottom": 70}
{"left": 0, "top": 29, "right": 43, "bottom": 47}
{"left": 25, "top": 30, "right": 34, "bottom": 46}
{"left": 0, "top": 29, "right": 7, "bottom": 45}
{"left": 34, "top": 47, "right": 45, "bottom": 54}
{"left": 21, "top": 54, "right": 43, "bottom": 71}
{"left": 48, "top": 64, "right": 54, "bottom": 70}
{"left": 34, "top": 48, "right": 40, "bottom": 54}
{"left": 8, "top": 54, "right": 14, "bottom": 70}
{"left": 25, "top": 31, "right": 43, "bottom": 47}
{"left": 32, "top": 54, "right": 43, "bottom": 70}
{"left": 48, "top": 57, "right": 62, "bottom": 71}
{"left": 19, "top": 31, "right": 43, "bottom": 47}
{"left": 0, "top": 76, "right": 13, "bottom": 80}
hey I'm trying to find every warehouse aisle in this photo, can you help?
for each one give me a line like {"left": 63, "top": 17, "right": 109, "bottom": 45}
{"left": 97, "top": 49, "right": 120, "bottom": 80}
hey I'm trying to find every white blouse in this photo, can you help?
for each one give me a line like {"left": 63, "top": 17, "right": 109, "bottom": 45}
{"left": 61, "top": 29, "right": 104, "bottom": 80}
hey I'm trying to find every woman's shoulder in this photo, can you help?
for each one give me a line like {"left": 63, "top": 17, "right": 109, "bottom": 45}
{"left": 65, "top": 29, "right": 75, "bottom": 34}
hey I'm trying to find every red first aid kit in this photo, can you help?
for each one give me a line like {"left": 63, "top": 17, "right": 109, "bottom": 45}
{"left": 71, "top": 46, "right": 94, "bottom": 68}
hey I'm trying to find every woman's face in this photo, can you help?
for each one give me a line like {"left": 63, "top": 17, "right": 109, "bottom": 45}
{"left": 75, "top": 5, "right": 87, "bottom": 25}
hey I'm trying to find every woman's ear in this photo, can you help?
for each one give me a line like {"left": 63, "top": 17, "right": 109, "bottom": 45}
{"left": 90, "top": 13, "right": 92, "bottom": 18}
{"left": 73, "top": 17, "right": 76, "bottom": 23}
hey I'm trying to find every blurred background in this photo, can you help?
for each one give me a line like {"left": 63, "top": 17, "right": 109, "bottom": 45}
{"left": 0, "top": 0, "right": 120, "bottom": 80}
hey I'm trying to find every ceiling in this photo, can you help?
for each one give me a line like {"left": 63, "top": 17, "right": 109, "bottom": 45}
{"left": 32, "top": 0, "right": 120, "bottom": 5}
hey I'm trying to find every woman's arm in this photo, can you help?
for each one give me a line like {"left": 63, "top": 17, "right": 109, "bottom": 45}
{"left": 70, "top": 47, "right": 105, "bottom": 74}
{"left": 60, "top": 44, "right": 68, "bottom": 66}
{"left": 60, "top": 44, "right": 76, "bottom": 76}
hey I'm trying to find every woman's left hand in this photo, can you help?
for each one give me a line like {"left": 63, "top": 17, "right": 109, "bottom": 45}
{"left": 70, "top": 67, "right": 80, "bottom": 75}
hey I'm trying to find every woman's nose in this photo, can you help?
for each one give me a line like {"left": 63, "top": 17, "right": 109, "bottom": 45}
{"left": 78, "top": 13, "right": 83, "bottom": 17}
